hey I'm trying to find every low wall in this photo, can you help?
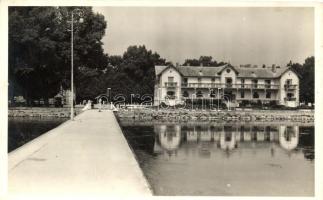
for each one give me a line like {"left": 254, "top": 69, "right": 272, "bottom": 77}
{"left": 8, "top": 107, "right": 83, "bottom": 118}
{"left": 116, "top": 109, "right": 314, "bottom": 123}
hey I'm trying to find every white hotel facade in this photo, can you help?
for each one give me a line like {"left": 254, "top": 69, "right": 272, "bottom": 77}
{"left": 154, "top": 64, "right": 300, "bottom": 107}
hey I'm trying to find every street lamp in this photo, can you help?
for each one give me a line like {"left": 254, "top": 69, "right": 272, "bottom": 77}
{"left": 217, "top": 88, "right": 221, "bottom": 111}
{"left": 69, "top": 8, "right": 84, "bottom": 120}
{"left": 158, "top": 88, "right": 162, "bottom": 111}
{"left": 107, "top": 88, "right": 111, "bottom": 102}
{"left": 130, "top": 94, "right": 134, "bottom": 105}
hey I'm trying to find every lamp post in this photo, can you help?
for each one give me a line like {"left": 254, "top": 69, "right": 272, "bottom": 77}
{"left": 158, "top": 88, "right": 161, "bottom": 111}
{"left": 70, "top": 9, "right": 84, "bottom": 120}
{"left": 217, "top": 88, "right": 221, "bottom": 111}
{"left": 107, "top": 88, "right": 111, "bottom": 102}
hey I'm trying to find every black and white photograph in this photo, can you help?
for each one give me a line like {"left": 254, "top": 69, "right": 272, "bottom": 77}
{"left": 0, "top": 1, "right": 321, "bottom": 199}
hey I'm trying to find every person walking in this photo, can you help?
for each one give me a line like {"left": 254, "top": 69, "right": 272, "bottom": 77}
{"left": 98, "top": 98, "right": 102, "bottom": 112}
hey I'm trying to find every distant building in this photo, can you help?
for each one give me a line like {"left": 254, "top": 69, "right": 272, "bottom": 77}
{"left": 154, "top": 64, "right": 300, "bottom": 107}
{"left": 54, "top": 86, "right": 75, "bottom": 106}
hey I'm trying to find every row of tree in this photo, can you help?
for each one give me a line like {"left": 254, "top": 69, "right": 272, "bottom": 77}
{"left": 8, "top": 7, "right": 314, "bottom": 105}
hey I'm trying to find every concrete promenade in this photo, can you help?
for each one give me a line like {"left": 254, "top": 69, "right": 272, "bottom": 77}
{"left": 8, "top": 110, "right": 152, "bottom": 198}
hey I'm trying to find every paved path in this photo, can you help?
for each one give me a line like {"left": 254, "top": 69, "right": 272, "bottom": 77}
{"left": 8, "top": 110, "right": 152, "bottom": 198}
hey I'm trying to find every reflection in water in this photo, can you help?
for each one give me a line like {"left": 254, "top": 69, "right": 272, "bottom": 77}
{"left": 154, "top": 124, "right": 313, "bottom": 160}
{"left": 121, "top": 123, "right": 314, "bottom": 196}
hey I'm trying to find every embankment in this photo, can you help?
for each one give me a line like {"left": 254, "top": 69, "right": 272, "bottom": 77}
{"left": 116, "top": 109, "right": 314, "bottom": 123}
{"left": 8, "top": 107, "right": 82, "bottom": 118}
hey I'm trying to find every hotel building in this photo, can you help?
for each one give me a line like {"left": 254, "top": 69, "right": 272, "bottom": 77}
{"left": 154, "top": 64, "right": 300, "bottom": 107}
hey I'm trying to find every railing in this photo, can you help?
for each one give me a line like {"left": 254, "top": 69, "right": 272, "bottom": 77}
{"left": 225, "top": 83, "right": 233, "bottom": 88}
{"left": 165, "top": 95, "right": 177, "bottom": 100}
{"left": 181, "top": 83, "right": 280, "bottom": 89}
{"left": 284, "top": 97, "right": 297, "bottom": 101}
{"left": 284, "top": 84, "right": 297, "bottom": 90}
{"left": 236, "top": 98, "right": 276, "bottom": 101}
{"left": 252, "top": 84, "right": 258, "bottom": 89}
{"left": 165, "top": 82, "right": 177, "bottom": 87}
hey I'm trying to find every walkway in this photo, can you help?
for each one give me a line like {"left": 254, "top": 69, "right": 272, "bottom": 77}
{"left": 8, "top": 110, "right": 152, "bottom": 198}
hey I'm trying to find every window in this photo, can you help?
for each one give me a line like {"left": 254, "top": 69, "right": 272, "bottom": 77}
{"left": 166, "top": 77, "right": 176, "bottom": 87}
{"left": 182, "top": 78, "right": 188, "bottom": 87}
{"left": 225, "top": 77, "right": 232, "bottom": 88}
{"left": 286, "top": 79, "right": 292, "bottom": 85}
{"left": 253, "top": 92, "right": 259, "bottom": 99}
{"left": 226, "top": 68, "right": 231, "bottom": 73}
{"left": 286, "top": 93, "right": 294, "bottom": 101}
{"left": 266, "top": 91, "right": 271, "bottom": 99}
{"left": 167, "top": 91, "right": 175, "bottom": 96}
{"left": 183, "top": 91, "right": 189, "bottom": 97}
{"left": 167, "top": 91, "right": 175, "bottom": 99}
{"left": 287, "top": 93, "right": 294, "bottom": 98}
{"left": 196, "top": 91, "right": 203, "bottom": 98}
{"left": 241, "top": 79, "right": 245, "bottom": 88}
{"left": 210, "top": 90, "right": 216, "bottom": 97}
{"left": 240, "top": 91, "right": 245, "bottom": 98}
{"left": 211, "top": 77, "right": 215, "bottom": 82}
{"left": 265, "top": 80, "right": 271, "bottom": 89}
{"left": 252, "top": 79, "right": 258, "bottom": 88}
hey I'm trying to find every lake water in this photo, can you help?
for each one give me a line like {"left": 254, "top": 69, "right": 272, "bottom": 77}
{"left": 120, "top": 121, "right": 314, "bottom": 196}
{"left": 8, "top": 117, "right": 67, "bottom": 152}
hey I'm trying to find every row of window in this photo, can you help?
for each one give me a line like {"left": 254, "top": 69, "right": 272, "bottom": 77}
{"left": 167, "top": 91, "right": 273, "bottom": 99}
{"left": 169, "top": 76, "right": 294, "bottom": 86}
{"left": 176, "top": 77, "right": 274, "bottom": 85}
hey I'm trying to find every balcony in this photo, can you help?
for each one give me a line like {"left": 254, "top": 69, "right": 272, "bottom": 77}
{"left": 166, "top": 95, "right": 177, "bottom": 100}
{"left": 225, "top": 83, "right": 233, "bottom": 88}
{"left": 165, "top": 82, "right": 177, "bottom": 88}
{"left": 252, "top": 84, "right": 258, "bottom": 89}
{"left": 284, "top": 84, "right": 297, "bottom": 90}
{"left": 181, "top": 83, "right": 279, "bottom": 90}
{"left": 284, "top": 97, "right": 297, "bottom": 101}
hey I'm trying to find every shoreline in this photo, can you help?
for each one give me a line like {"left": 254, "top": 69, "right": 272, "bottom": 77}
{"left": 8, "top": 107, "right": 315, "bottom": 123}
{"left": 8, "top": 107, "right": 83, "bottom": 118}
{"left": 116, "top": 108, "right": 314, "bottom": 123}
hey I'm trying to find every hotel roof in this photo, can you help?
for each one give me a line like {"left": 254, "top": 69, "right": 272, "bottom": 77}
{"left": 155, "top": 64, "right": 292, "bottom": 78}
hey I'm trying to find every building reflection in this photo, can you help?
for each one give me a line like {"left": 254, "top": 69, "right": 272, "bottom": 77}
{"left": 153, "top": 124, "right": 306, "bottom": 158}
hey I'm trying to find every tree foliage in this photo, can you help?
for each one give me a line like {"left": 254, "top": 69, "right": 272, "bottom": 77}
{"left": 9, "top": 7, "right": 107, "bottom": 105}
{"left": 101, "top": 45, "right": 168, "bottom": 102}
{"left": 183, "top": 56, "right": 226, "bottom": 66}
{"left": 71, "top": 45, "right": 169, "bottom": 103}
{"left": 291, "top": 56, "right": 314, "bottom": 103}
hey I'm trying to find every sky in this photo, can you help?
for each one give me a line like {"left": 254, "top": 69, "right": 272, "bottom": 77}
{"left": 93, "top": 7, "right": 314, "bottom": 66}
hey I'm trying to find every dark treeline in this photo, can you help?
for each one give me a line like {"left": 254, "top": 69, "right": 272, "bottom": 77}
{"left": 76, "top": 45, "right": 171, "bottom": 103}
{"left": 9, "top": 7, "right": 107, "bottom": 105}
{"left": 290, "top": 56, "right": 315, "bottom": 104}
{"left": 183, "top": 56, "right": 227, "bottom": 66}
{"left": 8, "top": 7, "right": 169, "bottom": 104}
{"left": 8, "top": 7, "right": 314, "bottom": 105}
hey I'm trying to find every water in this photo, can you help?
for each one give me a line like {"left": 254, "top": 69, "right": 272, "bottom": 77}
{"left": 8, "top": 117, "right": 67, "bottom": 152}
{"left": 120, "top": 122, "right": 314, "bottom": 196}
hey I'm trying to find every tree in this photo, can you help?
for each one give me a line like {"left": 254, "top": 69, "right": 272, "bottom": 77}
{"left": 8, "top": 7, "right": 108, "bottom": 105}
{"left": 183, "top": 59, "right": 200, "bottom": 66}
{"left": 199, "top": 56, "right": 214, "bottom": 66}
{"left": 119, "top": 45, "right": 167, "bottom": 94}
{"left": 182, "top": 56, "right": 225, "bottom": 66}
{"left": 291, "top": 56, "right": 314, "bottom": 104}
